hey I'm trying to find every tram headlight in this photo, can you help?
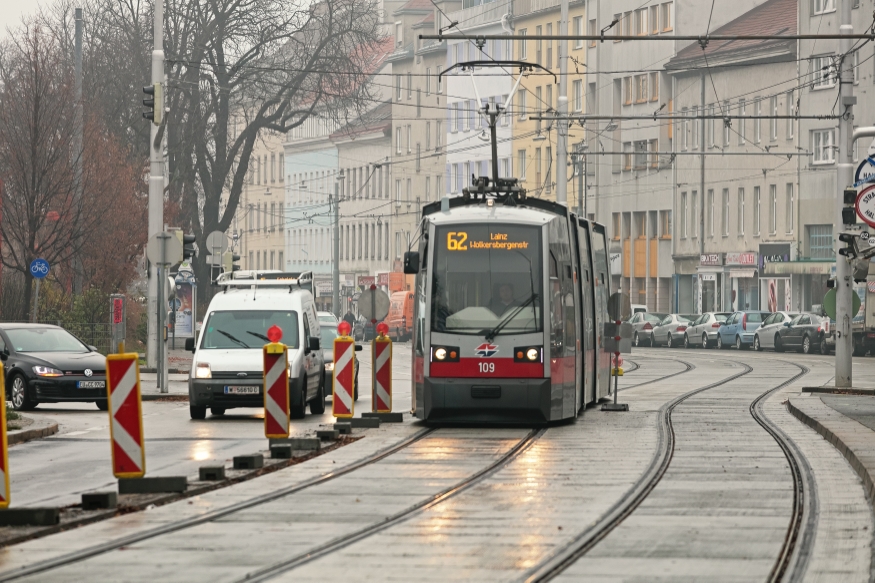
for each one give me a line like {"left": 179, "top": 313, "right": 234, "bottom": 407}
{"left": 514, "top": 346, "right": 543, "bottom": 363}
{"left": 431, "top": 346, "right": 460, "bottom": 362}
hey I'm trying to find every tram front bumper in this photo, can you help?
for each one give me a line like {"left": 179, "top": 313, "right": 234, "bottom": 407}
{"left": 422, "top": 377, "right": 553, "bottom": 424}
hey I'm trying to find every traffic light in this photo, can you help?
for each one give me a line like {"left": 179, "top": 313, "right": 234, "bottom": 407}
{"left": 172, "top": 230, "right": 197, "bottom": 260}
{"left": 843, "top": 188, "right": 857, "bottom": 225}
{"left": 143, "top": 83, "right": 163, "bottom": 125}
{"left": 222, "top": 250, "right": 241, "bottom": 273}
{"left": 838, "top": 232, "right": 859, "bottom": 259}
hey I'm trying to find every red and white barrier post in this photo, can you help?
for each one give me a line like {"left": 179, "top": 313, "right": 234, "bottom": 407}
{"left": 263, "top": 324, "right": 290, "bottom": 438}
{"left": 372, "top": 322, "right": 392, "bottom": 413}
{"left": 0, "top": 362, "right": 9, "bottom": 508}
{"left": 106, "top": 353, "right": 146, "bottom": 478}
{"left": 332, "top": 322, "right": 355, "bottom": 418}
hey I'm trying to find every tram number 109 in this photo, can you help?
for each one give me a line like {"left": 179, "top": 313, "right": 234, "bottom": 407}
{"left": 478, "top": 362, "right": 495, "bottom": 373}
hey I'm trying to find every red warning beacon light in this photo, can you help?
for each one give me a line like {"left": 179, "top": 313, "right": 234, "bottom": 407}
{"left": 267, "top": 325, "right": 283, "bottom": 343}
{"left": 337, "top": 321, "right": 352, "bottom": 337}
{"left": 376, "top": 322, "right": 389, "bottom": 337}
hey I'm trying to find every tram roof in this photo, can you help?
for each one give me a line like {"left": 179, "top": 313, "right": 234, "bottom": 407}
{"left": 422, "top": 195, "right": 571, "bottom": 225}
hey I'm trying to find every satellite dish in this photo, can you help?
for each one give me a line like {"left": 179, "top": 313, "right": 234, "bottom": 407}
{"left": 501, "top": 13, "right": 514, "bottom": 33}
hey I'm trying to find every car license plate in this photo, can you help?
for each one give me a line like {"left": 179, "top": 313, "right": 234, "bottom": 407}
{"left": 77, "top": 381, "right": 105, "bottom": 389}
{"left": 224, "top": 386, "right": 260, "bottom": 395}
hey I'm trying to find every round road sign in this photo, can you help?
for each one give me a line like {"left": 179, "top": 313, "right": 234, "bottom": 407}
{"left": 855, "top": 158, "right": 875, "bottom": 187}
{"left": 855, "top": 184, "right": 875, "bottom": 228}
{"left": 358, "top": 287, "right": 391, "bottom": 322}
{"left": 823, "top": 288, "right": 863, "bottom": 320}
{"left": 205, "top": 230, "right": 228, "bottom": 254}
{"left": 29, "top": 258, "right": 49, "bottom": 279}
{"left": 146, "top": 231, "right": 183, "bottom": 266}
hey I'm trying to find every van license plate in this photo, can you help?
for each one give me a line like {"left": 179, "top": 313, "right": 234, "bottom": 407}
{"left": 224, "top": 386, "right": 260, "bottom": 395}
{"left": 77, "top": 381, "right": 105, "bottom": 389}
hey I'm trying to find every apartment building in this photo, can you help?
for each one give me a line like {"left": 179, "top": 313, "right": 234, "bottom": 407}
{"left": 388, "top": 0, "right": 455, "bottom": 275}
{"left": 796, "top": 0, "right": 871, "bottom": 312}
{"left": 585, "top": 0, "right": 768, "bottom": 312}
{"left": 666, "top": 0, "right": 799, "bottom": 313}
{"left": 331, "top": 101, "right": 394, "bottom": 290}
{"left": 512, "top": 0, "right": 586, "bottom": 201}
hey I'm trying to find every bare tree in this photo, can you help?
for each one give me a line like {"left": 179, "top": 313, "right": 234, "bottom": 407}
{"left": 0, "top": 24, "right": 143, "bottom": 318}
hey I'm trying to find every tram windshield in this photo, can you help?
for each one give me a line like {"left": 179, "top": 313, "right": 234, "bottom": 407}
{"left": 431, "top": 224, "right": 543, "bottom": 336}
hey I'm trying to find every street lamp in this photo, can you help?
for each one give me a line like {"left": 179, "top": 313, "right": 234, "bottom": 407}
{"left": 333, "top": 169, "right": 345, "bottom": 317}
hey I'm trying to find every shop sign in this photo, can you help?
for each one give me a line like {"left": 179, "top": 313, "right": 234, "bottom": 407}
{"left": 377, "top": 273, "right": 389, "bottom": 286}
{"left": 725, "top": 252, "right": 757, "bottom": 266}
{"left": 358, "top": 276, "right": 375, "bottom": 287}
{"left": 701, "top": 273, "right": 717, "bottom": 282}
{"left": 758, "top": 244, "right": 791, "bottom": 274}
{"left": 315, "top": 281, "right": 333, "bottom": 295}
{"left": 699, "top": 253, "right": 723, "bottom": 266}
{"left": 610, "top": 253, "right": 622, "bottom": 273}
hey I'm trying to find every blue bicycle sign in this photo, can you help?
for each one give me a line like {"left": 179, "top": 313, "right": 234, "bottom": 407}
{"left": 29, "top": 258, "right": 49, "bottom": 279}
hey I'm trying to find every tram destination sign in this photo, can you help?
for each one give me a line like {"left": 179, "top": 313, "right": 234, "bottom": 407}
{"left": 446, "top": 231, "right": 530, "bottom": 251}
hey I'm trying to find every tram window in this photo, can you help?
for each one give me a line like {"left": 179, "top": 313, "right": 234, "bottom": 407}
{"left": 431, "top": 224, "right": 543, "bottom": 335}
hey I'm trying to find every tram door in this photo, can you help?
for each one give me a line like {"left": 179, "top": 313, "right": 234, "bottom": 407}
{"left": 591, "top": 223, "right": 612, "bottom": 400}
{"left": 576, "top": 220, "right": 596, "bottom": 406}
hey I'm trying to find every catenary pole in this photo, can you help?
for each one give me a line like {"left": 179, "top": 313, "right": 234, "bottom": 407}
{"left": 73, "top": 8, "right": 83, "bottom": 295}
{"left": 555, "top": 0, "right": 568, "bottom": 205}
{"left": 835, "top": 0, "right": 855, "bottom": 387}
{"left": 147, "top": 0, "right": 165, "bottom": 370}
{"left": 697, "top": 73, "right": 705, "bottom": 313}
{"left": 333, "top": 180, "right": 341, "bottom": 318}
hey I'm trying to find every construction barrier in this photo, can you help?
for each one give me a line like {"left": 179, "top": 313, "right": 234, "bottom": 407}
{"left": 0, "top": 362, "right": 8, "bottom": 508}
{"left": 372, "top": 323, "right": 392, "bottom": 413}
{"left": 332, "top": 322, "right": 355, "bottom": 418}
{"left": 106, "top": 353, "right": 146, "bottom": 478}
{"left": 263, "top": 336, "right": 290, "bottom": 438}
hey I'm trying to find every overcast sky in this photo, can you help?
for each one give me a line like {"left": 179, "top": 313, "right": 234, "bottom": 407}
{"left": 0, "top": 0, "right": 43, "bottom": 37}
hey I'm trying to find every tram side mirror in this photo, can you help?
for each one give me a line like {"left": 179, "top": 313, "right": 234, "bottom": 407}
{"left": 403, "top": 251, "right": 420, "bottom": 274}
{"left": 608, "top": 292, "right": 632, "bottom": 322}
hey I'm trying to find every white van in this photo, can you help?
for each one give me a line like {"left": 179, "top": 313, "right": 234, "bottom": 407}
{"left": 185, "top": 271, "right": 327, "bottom": 420}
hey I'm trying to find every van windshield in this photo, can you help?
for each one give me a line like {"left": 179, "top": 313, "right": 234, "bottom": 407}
{"left": 200, "top": 311, "right": 299, "bottom": 349}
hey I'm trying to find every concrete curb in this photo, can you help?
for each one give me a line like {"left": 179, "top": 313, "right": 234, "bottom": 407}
{"left": 141, "top": 394, "right": 189, "bottom": 402}
{"left": 786, "top": 397, "right": 875, "bottom": 505}
{"left": 139, "top": 368, "right": 190, "bottom": 374}
{"left": 802, "top": 386, "right": 875, "bottom": 396}
{"left": 8, "top": 418, "right": 58, "bottom": 446}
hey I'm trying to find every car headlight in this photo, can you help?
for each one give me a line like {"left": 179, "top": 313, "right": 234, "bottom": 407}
{"left": 194, "top": 362, "right": 212, "bottom": 379}
{"left": 33, "top": 366, "right": 63, "bottom": 377}
{"left": 324, "top": 362, "right": 334, "bottom": 371}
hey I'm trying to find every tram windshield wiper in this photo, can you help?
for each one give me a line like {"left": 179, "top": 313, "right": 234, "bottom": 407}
{"left": 483, "top": 293, "right": 538, "bottom": 341}
{"left": 217, "top": 329, "right": 250, "bottom": 348}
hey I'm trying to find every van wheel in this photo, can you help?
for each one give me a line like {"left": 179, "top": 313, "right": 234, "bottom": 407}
{"left": 310, "top": 375, "right": 326, "bottom": 414}
{"left": 190, "top": 405, "right": 207, "bottom": 420}
{"left": 290, "top": 376, "right": 307, "bottom": 419}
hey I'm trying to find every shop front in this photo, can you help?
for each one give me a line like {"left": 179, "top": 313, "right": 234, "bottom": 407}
{"left": 726, "top": 252, "right": 759, "bottom": 311}
{"left": 696, "top": 253, "right": 725, "bottom": 313}
{"left": 758, "top": 244, "right": 792, "bottom": 312}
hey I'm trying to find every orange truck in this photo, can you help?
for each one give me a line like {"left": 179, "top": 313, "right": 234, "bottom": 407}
{"left": 386, "top": 291, "right": 414, "bottom": 341}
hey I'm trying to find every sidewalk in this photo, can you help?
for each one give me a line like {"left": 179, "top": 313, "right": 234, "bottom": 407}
{"left": 788, "top": 392, "right": 875, "bottom": 504}
{"left": 138, "top": 372, "right": 189, "bottom": 400}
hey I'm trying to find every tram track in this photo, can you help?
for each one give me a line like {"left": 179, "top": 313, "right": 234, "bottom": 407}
{"left": 617, "top": 357, "right": 695, "bottom": 392}
{"left": 0, "top": 427, "right": 436, "bottom": 582}
{"left": 238, "top": 428, "right": 546, "bottom": 582}
{"left": 523, "top": 356, "right": 813, "bottom": 582}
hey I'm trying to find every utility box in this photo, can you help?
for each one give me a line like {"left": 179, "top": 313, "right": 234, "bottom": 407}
{"left": 110, "top": 294, "right": 126, "bottom": 353}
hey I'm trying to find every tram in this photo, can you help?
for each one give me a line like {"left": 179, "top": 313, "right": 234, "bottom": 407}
{"left": 404, "top": 179, "right": 613, "bottom": 425}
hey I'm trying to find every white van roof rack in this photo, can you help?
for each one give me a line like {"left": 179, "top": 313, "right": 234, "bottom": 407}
{"left": 216, "top": 270, "right": 314, "bottom": 293}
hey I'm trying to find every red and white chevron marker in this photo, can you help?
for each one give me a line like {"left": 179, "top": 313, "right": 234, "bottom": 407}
{"left": 332, "top": 322, "right": 355, "bottom": 418}
{"left": 263, "top": 324, "right": 290, "bottom": 438}
{"left": 372, "top": 323, "right": 392, "bottom": 413}
{"left": 0, "top": 362, "right": 10, "bottom": 508}
{"left": 105, "top": 353, "right": 145, "bottom": 478}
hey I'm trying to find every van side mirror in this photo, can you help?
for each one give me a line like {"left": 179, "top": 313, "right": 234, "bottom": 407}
{"left": 355, "top": 344, "right": 363, "bottom": 352}
{"left": 308, "top": 336, "right": 321, "bottom": 352}
{"left": 403, "top": 251, "right": 420, "bottom": 274}
{"left": 185, "top": 337, "right": 195, "bottom": 352}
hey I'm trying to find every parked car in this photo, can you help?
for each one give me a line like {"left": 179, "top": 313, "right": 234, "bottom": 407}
{"left": 774, "top": 313, "right": 829, "bottom": 354}
{"left": 0, "top": 324, "right": 107, "bottom": 411}
{"left": 628, "top": 312, "right": 668, "bottom": 347}
{"left": 753, "top": 311, "right": 798, "bottom": 352}
{"left": 717, "top": 311, "right": 770, "bottom": 349}
{"left": 683, "top": 312, "right": 731, "bottom": 348}
{"left": 652, "top": 314, "right": 698, "bottom": 348}
{"left": 321, "top": 326, "right": 360, "bottom": 401}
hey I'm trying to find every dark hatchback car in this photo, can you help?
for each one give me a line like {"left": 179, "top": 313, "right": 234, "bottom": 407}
{"left": 774, "top": 313, "right": 829, "bottom": 354}
{"left": 0, "top": 324, "right": 107, "bottom": 411}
